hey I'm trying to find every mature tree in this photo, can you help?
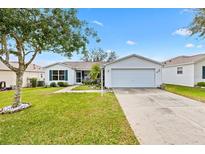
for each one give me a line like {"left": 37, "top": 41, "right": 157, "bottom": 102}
{"left": 81, "top": 48, "right": 117, "bottom": 62}
{"left": 189, "top": 9, "right": 205, "bottom": 37}
{"left": 0, "top": 9, "right": 99, "bottom": 108}
{"left": 89, "top": 64, "right": 101, "bottom": 81}
{"left": 107, "top": 51, "right": 118, "bottom": 62}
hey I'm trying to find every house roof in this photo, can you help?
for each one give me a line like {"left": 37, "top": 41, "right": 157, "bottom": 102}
{"left": 162, "top": 53, "right": 205, "bottom": 67}
{"left": 44, "top": 61, "right": 104, "bottom": 70}
{"left": 104, "top": 54, "right": 162, "bottom": 66}
{"left": 0, "top": 61, "right": 44, "bottom": 72}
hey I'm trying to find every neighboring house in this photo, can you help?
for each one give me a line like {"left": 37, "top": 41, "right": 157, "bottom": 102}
{"left": 0, "top": 61, "right": 44, "bottom": 87}
{"left": 44, "top": 61, "right": 102, "bottom": 85}
{"left": 104, "top": 54, "right": 162, "bottom": 88}
{"left": 162, "top": 53, "right": 205, "bottom": 87}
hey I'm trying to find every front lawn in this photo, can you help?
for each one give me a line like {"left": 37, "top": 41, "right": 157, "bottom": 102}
{"left": 0, "top": 88, "right": 138, "bottom": 144}
{"left": 164, "top": 84, "right": 205, "bottom": 102}
{"left": 72, "top": 85, "right": 100, "bottom": 90}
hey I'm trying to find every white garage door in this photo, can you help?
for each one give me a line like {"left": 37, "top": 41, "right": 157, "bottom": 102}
{"left": 111, "top": 69, "right": 155, "bottom": 87}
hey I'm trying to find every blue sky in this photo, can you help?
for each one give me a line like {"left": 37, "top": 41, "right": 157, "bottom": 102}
{"left": 35, "top": 8, "right": 205, "bottom": 66}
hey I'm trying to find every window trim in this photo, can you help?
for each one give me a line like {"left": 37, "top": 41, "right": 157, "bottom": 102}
{"left": 177, "top": 67, "right": 183, "bottom": 74}
{"left": 50, "top": 70, "right": 67, "bottom": 81}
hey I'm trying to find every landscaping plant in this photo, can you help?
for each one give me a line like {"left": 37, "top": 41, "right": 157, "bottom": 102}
{"left": 30, "top": 78, "right": 37, "bottom": 88}
{"left": 50, "top": 82, "right": 57, "bottom": 87}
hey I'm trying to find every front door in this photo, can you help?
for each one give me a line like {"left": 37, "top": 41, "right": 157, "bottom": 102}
{"left": 76, "top": 71, "right": 82, "bottom": 83}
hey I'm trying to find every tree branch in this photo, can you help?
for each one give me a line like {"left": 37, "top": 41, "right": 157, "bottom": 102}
{"left": 25, "top": 49, "right": 39, "bottom": 69}
{"left": 0, "top": 56, "right": 18, "bottom": 72}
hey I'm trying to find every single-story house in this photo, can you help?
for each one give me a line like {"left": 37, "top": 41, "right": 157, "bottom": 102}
{"left": 0, "top": 61, "right": 44, "bottom": 87}
{"left": 44, "top": 54, "right": 162, "bottom": 88}
{"left": 44, "top": 61, "right": 102, "bottom": 85}
{"left": 104, "top": 54, "right": 162, "bottom": 88}
{"left": 162, "top": 53, "right": 205, "bottom": 87}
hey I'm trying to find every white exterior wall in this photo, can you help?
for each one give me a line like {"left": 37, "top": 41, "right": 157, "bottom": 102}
{"left": 104, "top": 56, "right": 162, "bottom": 88}
{"left": 162, "top": 64, "right": 195, "bottom": 87}
{"left": 0, "top": 70, "right": 44, "bottom": 87}
{"left": 44, "top": 64, "right": 75, "bottom": 85}
{"left": 194, "top": 60, "right": 205, "bottom": 84}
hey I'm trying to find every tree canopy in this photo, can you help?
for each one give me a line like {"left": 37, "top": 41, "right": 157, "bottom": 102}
{"left": 189, "top": 9, "right": 205, "bottom": 37}
{"left": 0, "top": 8, "right": 99, "bottom": 107}
{"left": 0, "top": 9, "right": 100, "bottom": 72}
{"left": 81, "top": 48, "right": 118, "bottom": 62}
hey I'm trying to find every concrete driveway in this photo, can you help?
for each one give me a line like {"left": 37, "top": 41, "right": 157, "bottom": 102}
{"left": 114, "top": 88, "right": 205, "bottom": 144}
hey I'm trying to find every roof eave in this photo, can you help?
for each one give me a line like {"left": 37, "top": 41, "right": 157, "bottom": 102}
{"left": 104, "top": 54, "right": 162, "bottom": 66}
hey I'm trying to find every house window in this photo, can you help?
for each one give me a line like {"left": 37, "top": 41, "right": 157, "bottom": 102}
{"left": 202, "top": 66, "right": 205, "bottom": 79}
{"left": 52, "top": 70, "right": 59, "bottom": 80}
{"left": 59, "top": 70, "right": 65, "bottom": 80}
{"left": 50, "top": 70, "right": 68, "bottom": 81}
{"left": 177, "top": 67, "right": 183, "bottom": 74}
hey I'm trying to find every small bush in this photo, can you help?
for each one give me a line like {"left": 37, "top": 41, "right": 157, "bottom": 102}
{"left": 63, "top": 82, "right": 69, "bottom": 87}
{"left": 82, "top": 79, "right": 92, "bottom": 85}
{"left": 50, "top": 82, "right": 57, "bottom": 87}
{"left": 197, "top": 82, "right": 205, "bottom": 87}
{"left": 30, "top": 78, "right": 37, "bottom": 88}
{"left": 44, "top": 85, "right": 50, "bottom": 88}
{"left": 37, "top": 81, "right": 45, "bottom": 87}
{"left": 160, "top": 83, "right": 166, "bottom": 90}
{"left": 57, "top": 82, "right": 69, "bottom": 87}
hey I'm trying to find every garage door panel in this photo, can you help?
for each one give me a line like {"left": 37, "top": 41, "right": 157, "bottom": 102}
{"left": 111, "top": 69, "right": 155, "bottom": 87}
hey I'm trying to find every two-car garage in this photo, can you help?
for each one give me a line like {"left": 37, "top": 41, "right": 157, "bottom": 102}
{"left": 104, "top": 54, "right": 162, "bottom": 88}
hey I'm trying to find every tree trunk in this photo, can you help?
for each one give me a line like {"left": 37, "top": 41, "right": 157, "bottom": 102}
{"left": 13, "top": 71, "right": 24, "bottom": 108}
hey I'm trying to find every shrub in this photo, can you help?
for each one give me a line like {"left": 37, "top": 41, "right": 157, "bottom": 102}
{"left": 37, "top": 81, "right": 45, "bottom": 87}
{"left": 30, "top": 78, "right": 37, "bottom": 88}
{"left": 160, "top": 83, "right": 166, "bottom": 90}
{"left": 57, "top": 82, "right": 69, "bottom": 87}
{"left": 63, "top": 82, "right": 69, "bottom": 87}
{"left": 82, "top": 79, "right": 92, "bottom": 85}
{"left": 50, "top": 82, "right": 57, "bottom": 87}
{"left": 197, "top": 82, "right": 205, "bottom": 87}
{"left": 44, "top": 85, "right": 50, "bottom": 88}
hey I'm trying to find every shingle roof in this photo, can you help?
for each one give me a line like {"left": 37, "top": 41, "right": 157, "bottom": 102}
{"left": 62, "top": 61, "right": 103, "bottom": 70}
{"left": 0, "top": 61, "right": 44, "bottom": 72}
{"left": 162, "top": 53, "right": 205, "bottom": 67}
{"left": 44, "top": 61, "right": 104, "bottom": 70}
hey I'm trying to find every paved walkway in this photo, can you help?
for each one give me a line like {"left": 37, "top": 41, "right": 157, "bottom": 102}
{"left": 54, "top": 85, "right": 104, "bottom": 93}
{"left": 114, "top": 88, "right": 205, "bottom": 145}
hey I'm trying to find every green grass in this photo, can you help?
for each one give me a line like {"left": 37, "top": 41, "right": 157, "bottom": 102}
{"left": 72, "top": 85, "right": 100, "bottom": 90}
{"left": 0, "top": 87, "right": 138, "bottom": 145}
{"left": 164, "top": 84, "right": 205, "bottom": 102}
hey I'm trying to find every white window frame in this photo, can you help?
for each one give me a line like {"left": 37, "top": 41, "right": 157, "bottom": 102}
{"left": 51, "top": 70, "right": 66, "bottom": 81}
{"left": 177, "top": 67, "right": 183, "bottom": 74}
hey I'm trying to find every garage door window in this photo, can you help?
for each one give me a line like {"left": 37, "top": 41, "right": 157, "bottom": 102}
{"left": 177, "top": 67, "right": 183, "bottom": 74}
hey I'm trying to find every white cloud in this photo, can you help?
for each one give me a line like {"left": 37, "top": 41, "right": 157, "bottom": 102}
{"left": 172, "top": 28, "right": 192, "bottom": 36}
{"left": 197, "top": 45, "right": 203, "bottom": 48}
{"left": 180, "top": 9, "right": 194, "bottom": 14}
{"left": 185, "top": 43, "right": 195, "bottom": 48}
{"left": 92, "top": 20, "right": 103, "bottom": 27}
{"left": 126, "top": 40, "right": 136, "bottom": 45}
